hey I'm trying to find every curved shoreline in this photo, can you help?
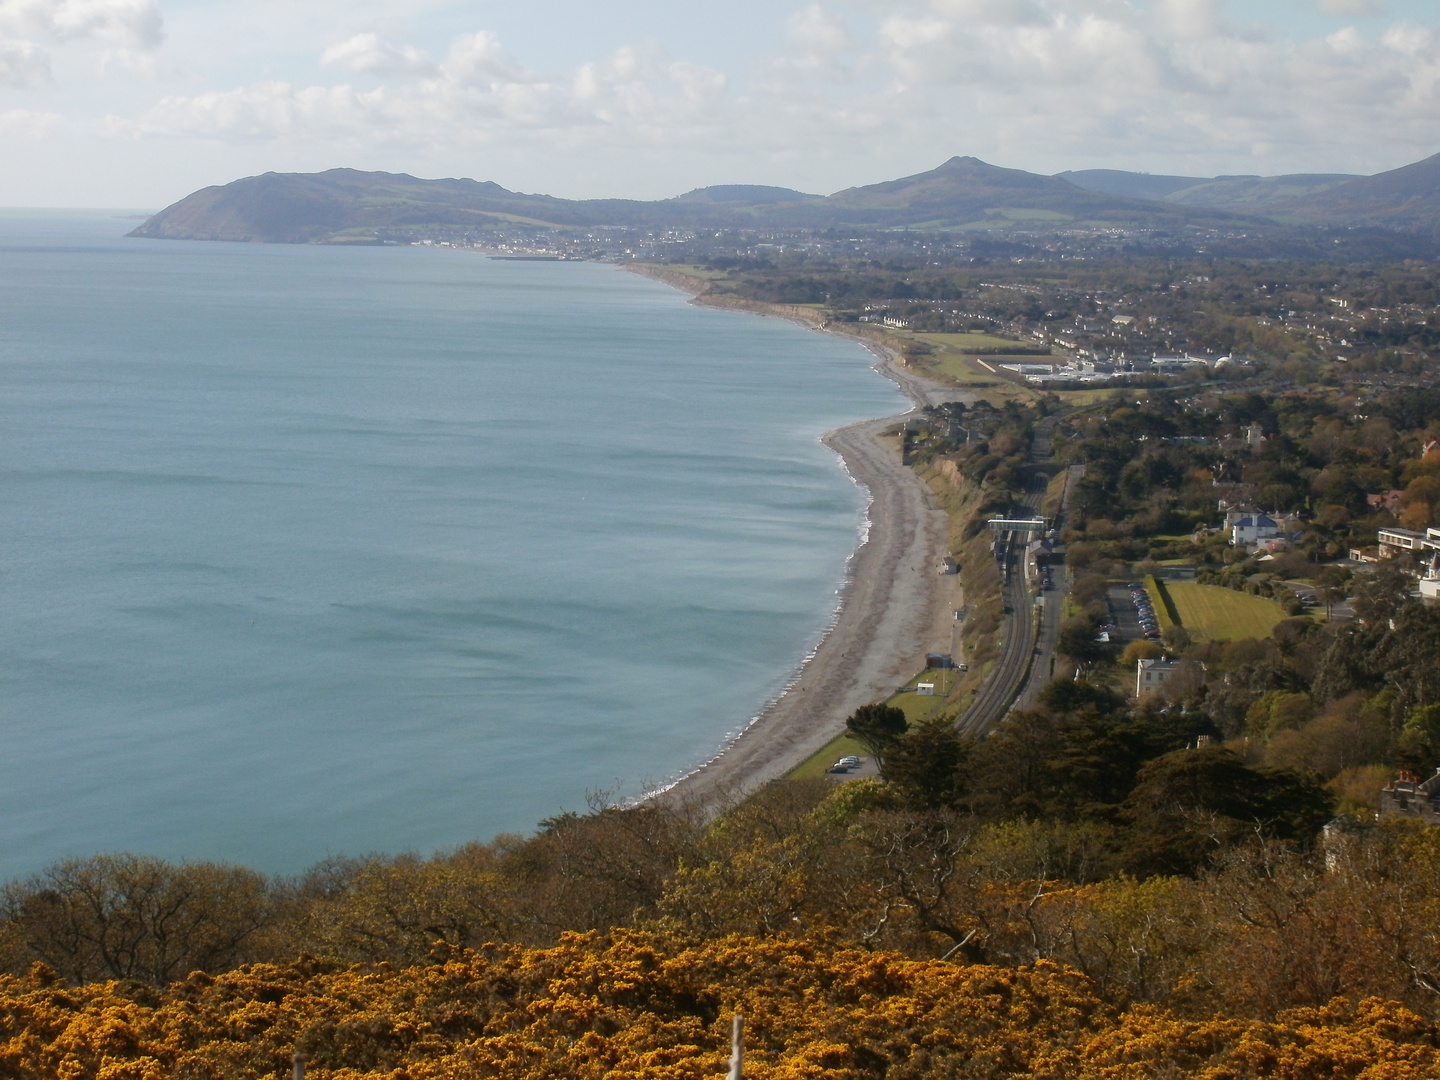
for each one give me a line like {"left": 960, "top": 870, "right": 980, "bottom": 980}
{"left": 625, "top": 266, "right": 972, "bottom": 811}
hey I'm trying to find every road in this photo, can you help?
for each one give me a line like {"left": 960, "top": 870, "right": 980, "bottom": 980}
{"left": 958, "top": 410, "right": 1086, "bottom": 736}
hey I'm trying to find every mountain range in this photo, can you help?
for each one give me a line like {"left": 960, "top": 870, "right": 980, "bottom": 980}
{"left": 130, "top": 152, "right": 1440, "bottom": 243}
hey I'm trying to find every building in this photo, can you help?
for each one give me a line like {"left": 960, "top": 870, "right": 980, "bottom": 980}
{"left": 1359, "top": 525, "right": 1440, "bottom": 572}
{"left": 1380, "top": 770, "right": 1440, "bottom": 823}
{"left": 1231, "top": 513, "right": 1280, "bottom": 547}
{"left": 1136, "top": 656, "right": 1184, "bottom": 697}
{"left": 1420, "top": 551, "right": 1440, "bottom": 601}
{"left": 1367, "top": 490, "right": 1404, "bottom": 513}
{"left": 1378, "top": 527, "right": 1427, "bottom": 557}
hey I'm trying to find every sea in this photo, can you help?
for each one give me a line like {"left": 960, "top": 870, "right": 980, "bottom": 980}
{"left": 0, "top": 212, "right": 903, "bottom": 880}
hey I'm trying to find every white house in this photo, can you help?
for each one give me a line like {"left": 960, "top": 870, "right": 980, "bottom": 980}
{"left": 1420, "top": 552, "right": 1440, "bottom": 601}
{"left": 1231, "top": 513, "right": 1280, "bottom": 547}
{"left": 1136, "top": 656, "right": 1184, "bottom": 697}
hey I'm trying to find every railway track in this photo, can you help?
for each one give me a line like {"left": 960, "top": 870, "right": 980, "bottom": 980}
{"left": 957, "top": 409, "right": 1084, "bottom": 736}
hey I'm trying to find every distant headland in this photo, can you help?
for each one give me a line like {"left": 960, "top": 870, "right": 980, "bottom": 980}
{"left": 129, "top": 151, "right": 1440, "bottom": 245}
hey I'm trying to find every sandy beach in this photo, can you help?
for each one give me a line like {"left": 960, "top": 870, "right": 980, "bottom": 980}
{"left": 629, "top": 266, "right": 973, "bottom": 811}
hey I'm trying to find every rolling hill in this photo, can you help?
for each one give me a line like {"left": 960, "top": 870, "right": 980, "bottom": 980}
{"left": 129, "top": 157, "right": 1259, "bottom": 243}
{"left": 1273, "top": 151, "right": 1440, "bottom": 228}
{"left": 131, "top": 151, "right": 1440, "bottom": 243}
{"left": 1060, "top": 169, "right": 1360, "bottom": 212}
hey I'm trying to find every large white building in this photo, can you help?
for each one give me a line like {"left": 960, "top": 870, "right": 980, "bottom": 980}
{"left": 1136, "top": 656, "right": 1184, "bottom": 697}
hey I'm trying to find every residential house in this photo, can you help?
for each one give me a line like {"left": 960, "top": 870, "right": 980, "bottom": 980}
{"left": 1367, "top": 490, "right": 1404, "bottom": 513}
{"left": 1231, "top": 513, "right": 1280, "bottom": 548}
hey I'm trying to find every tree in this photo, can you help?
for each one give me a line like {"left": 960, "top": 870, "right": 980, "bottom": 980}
{"left": 880, "top": 719, "right": 972, "bottom": 810}
{"left": 1121, "top": 640, "right": 1164, "bottom": 667}
{"left": 1397, "top": 703, "right": 1440, "bottom": 774}
{"left": 1352, "top": 562, "right": 1413, "bottom": 625}
{"left": 1120, "top": 747, "right": 1333, "bottom": 877}
{"left": 1058, "top": 616, "right": 1106, "bottom": 663}
{"left": 1038, "top": 679, "right": 1125, "bottom": 716}
{"left": 845, "top": 703, "right": 909, "bottom": 758}
{"left": 0, "top": 854, "right": 272, "bottom": 985}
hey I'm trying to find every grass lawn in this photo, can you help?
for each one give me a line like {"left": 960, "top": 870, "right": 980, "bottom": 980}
{"left": 787, "top": 670, "right": 956, "bottom": 780}
{"left": 1164, "top": 582, "right": 1286, "bottom": 641}
{"left": 916, "top": 351, "right": 1011, "bottom": 386}
{"left": 637, "top": 262, "right": 729, "bottom": 281}
{"left": 916, "top": 332, "right": 1052, "bottom": 355}
{"left": 789, "top": 733, "right": 870, "bottom": 780}
{"left": 1048, "top": 388, "right": 1116, "bottom": 406}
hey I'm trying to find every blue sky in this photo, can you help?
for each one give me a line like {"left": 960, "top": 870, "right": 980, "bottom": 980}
{"left": 4, "top": 0, "right": 1440, "bottom": 207}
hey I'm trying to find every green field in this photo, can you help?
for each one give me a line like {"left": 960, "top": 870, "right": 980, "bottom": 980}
{"left": 916, "top": 332, "right": 1052, "bottom": 355}
{"left": 787, "top": 670, "right": 957, "bottom": 780}
{"left": 1163, "top": 582, "right": 1286, "bottom": 641}
{"left": 788, "top": 733, "right": 870, "bottom": 781}
{"left": 914, "top": 351, "right": 1011, "bottom": 387}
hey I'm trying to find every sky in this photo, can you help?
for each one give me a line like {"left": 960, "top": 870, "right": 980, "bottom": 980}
{"left": 4, "top": 0, "right": 1440, "bottom": 208}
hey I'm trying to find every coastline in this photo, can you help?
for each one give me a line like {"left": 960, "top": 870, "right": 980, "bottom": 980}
{"left": 626, "top": 264, "right": 972, "bottom": 811}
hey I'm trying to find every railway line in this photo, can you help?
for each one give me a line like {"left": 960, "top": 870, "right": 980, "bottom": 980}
{"left": 957, "top": 410, "right": 1084, "bottom": 736}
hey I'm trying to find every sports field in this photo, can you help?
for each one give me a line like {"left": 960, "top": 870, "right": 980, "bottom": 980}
{"left": 916, "top": 332, "right": 1052, "bottom": 355}
{"left": 1163, "top": 582, "right": 1286, "bottom": 641}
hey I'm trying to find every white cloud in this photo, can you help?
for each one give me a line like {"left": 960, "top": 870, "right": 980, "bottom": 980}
{"left": 0, "top": 104, "right": 63, "bottom": 133}
{"left": 788, "top": 4, "right": 852, "bottom": 52}
{"left": 442, "top": 31, "right": 530, "bottom": 87}
{"left": 0, "top": 34, "right": 47, "bottom": 86}
{"left": 669, "top": 60, "right": 726, "bottom": 104}
{"left": 0, "top": 0, "right": 162, "bottom": 97}
{"left": 1316, "top": 0, "right": 1386, "bottom": 15}
{"left": 141, "top": 81, "right": 389, "bottom": 143}
{"left": 858, "top": 0, "right": 1440, "bottom": 172}
{"left": 320, "top": 32, "right": 435, "bottom": 79}
{"left": 0, "top": 0, "right": 163, "bottom": 48}
{"left": 135, "top": 33, "right": 740, "bottom": 158}
{"left": 30, "top": 2, "right": 1440, "bottom": 198}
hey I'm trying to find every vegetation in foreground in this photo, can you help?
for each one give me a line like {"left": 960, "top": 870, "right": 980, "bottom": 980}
{"left": 9, "top": 932, "right": 1440, "bottom": 1079}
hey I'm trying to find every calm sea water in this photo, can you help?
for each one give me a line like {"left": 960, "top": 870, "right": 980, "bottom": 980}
{"left": 0, "top": 212, "right": 902, "bottom": 878}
